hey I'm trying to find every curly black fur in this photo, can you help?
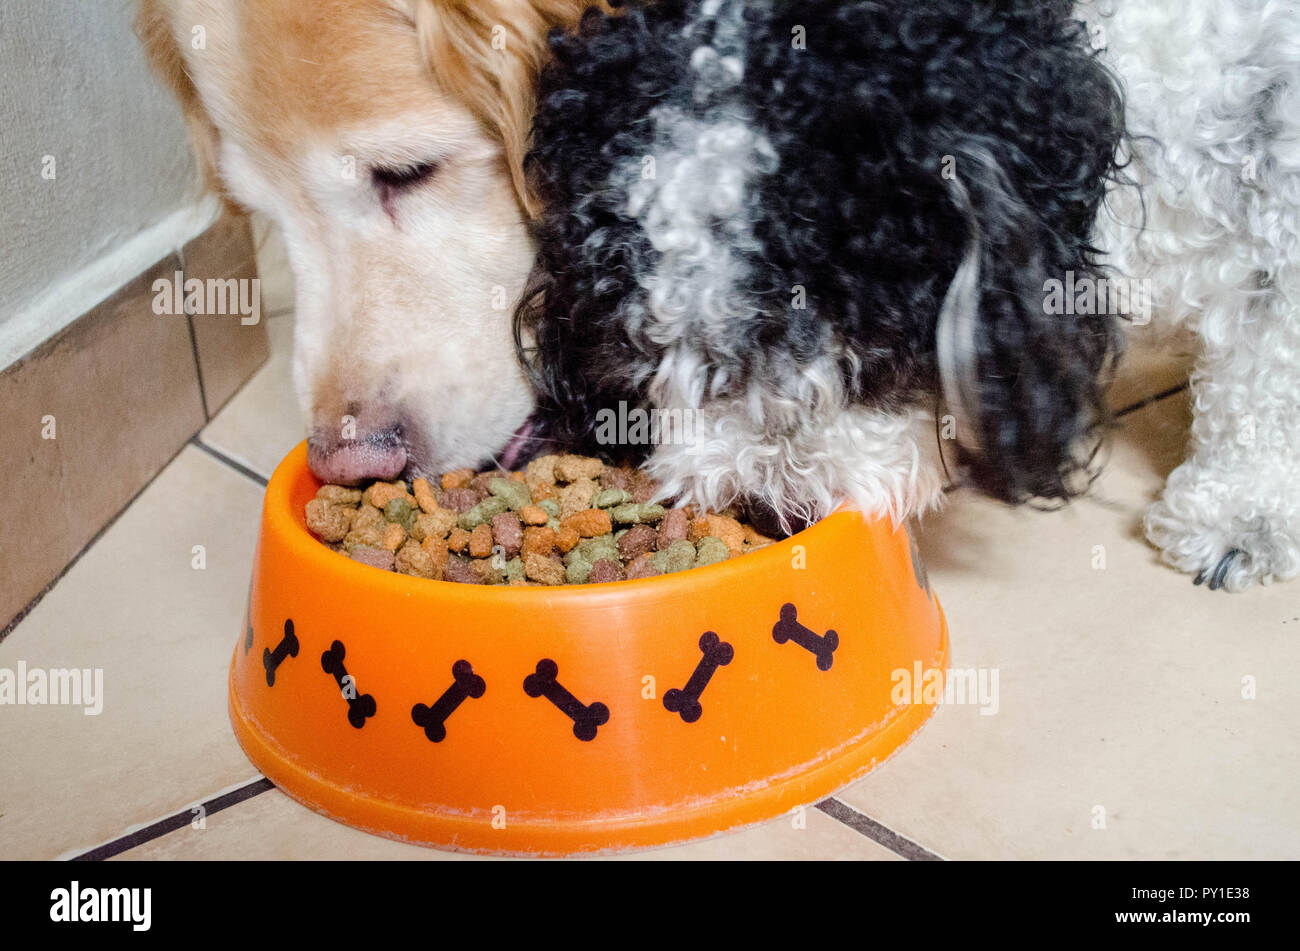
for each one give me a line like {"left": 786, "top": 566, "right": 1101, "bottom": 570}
{"left": 517, "top": 0, "right": 1127, "bottom": 506}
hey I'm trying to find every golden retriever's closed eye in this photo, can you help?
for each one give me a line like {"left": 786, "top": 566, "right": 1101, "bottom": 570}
{"left": 137, "top": 0, "right": 595, "bottom": 482}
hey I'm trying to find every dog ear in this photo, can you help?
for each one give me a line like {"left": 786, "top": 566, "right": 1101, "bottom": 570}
{"left": 413, "top": 0, "right": 604, "bottom": 219}
{"left": 936, "top": 140, "right": 1119, "bottom": 506}
{"left": 134, "top": 0, "right": 231, "bottom": 206}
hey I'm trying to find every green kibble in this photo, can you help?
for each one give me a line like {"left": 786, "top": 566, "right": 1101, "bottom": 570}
{"left": 547, "top": 518, "right": 561, "bottom": 533}
{"left": 503, "top": 556, "right": 525, "bottom": 584}
{"left": 695, "top": 536, "right": 729, "bottom": 567}
{"left": 594, "top": 488, "right": 632, "bottom": 509}
{"left": 652, "top": 538, "right": 696, "bottom": 574}
{"left": 610, "top": 503, "right": 665, "bottom": 525}
{"left": 458, "top": 495, "right": 510, "bottom": 531}
{"left": 564, "top": 550, "right": 593, "bottom": 584}
{"left": 539, "top": 499, "right": 560, "bottom": 518}
{"left": 488, "top": 477, "right": 532, "bottom": 511}
{"left": 383, "top": 497, "right": 417, "bottom": 531}
{"left": 578, "top": 533, "right": 618, "bottom": 565}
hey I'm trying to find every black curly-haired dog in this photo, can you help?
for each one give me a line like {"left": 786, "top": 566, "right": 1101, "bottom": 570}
{"left": 516, "top": 0, "right": 1126, "bottom": 533}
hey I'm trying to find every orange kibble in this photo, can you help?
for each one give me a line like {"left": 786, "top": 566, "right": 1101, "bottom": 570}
{"left": 447, "top": 527, "right": 470, "bottom": 554}
{"left": 508, "top": 471, "right": 527, "bottom": 483}
{"left": 554, "top": 525, "right": 581, "bottom": 553}
{"left": 519, "top": 504, "right": 550, "bottom": 526}
{"left": 412, "top": 477, "right": 440, "bottom": 514}
{"left": 381, "top": 522, "right": 407, "bottom": 551}
{"left": 469, "top": 523, "right": 494, "bottom": 558}
{"left": 562, "top": 508, "right": 613, "bottom": 538}
{"left": 441, "top": 469, "right": 474, "bottom": 490}
{"left": 702, "top": 514, "right": 746, "bottom": 554}
{"left": 522, "top": 526, "right": 557, "bottom": 557}
{"left": 364, "top": 481, "right": 412, "bottom": 510}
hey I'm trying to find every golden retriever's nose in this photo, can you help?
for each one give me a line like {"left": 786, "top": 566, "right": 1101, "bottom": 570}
{"left": 307, "top": 424, "right": 406, "bottom": 485}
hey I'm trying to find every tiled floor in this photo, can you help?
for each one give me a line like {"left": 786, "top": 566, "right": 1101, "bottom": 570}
{"left": 3, "top": 224, "right": 1296, "bottom": 861}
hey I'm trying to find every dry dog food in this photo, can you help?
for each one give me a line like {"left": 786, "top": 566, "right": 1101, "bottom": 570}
{"left": 305, "top": 454, "right": 776, "bottom": 585}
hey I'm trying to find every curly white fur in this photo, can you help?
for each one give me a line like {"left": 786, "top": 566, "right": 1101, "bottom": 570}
{"left": 1086, "top": 0, "right": 1300, "bottom": 589}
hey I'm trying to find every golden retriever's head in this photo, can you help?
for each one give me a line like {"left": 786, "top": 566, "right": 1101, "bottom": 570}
{"left": 138, "top": 0, "right": 590, "bottom": 481}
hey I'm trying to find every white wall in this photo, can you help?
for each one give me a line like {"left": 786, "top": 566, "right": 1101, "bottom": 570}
{"left": 0, "top": 0, "right": 215, "bottom": 368}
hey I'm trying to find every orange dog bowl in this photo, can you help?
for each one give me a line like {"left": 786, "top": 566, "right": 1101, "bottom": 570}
{"left": 229, "top": 442, "right": 949, "bottom": 855}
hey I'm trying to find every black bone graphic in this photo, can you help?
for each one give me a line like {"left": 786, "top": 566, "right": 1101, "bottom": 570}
{"left": 263, "top": 619, "right": 298, "bottom": 686}
{"left": 772, "top": 603, "right": 837, "bottom": 671}
{"left": 320, "top": 640, "right": 377, "bottom": 728}
{"left": 412, "top": 660, "right": 485, "bottom": 742}
{"left": 663, "top": 631, "right": 734, "bottom": 723}
{"left": 523, "top": 659, "right": 609, "bottom": 741}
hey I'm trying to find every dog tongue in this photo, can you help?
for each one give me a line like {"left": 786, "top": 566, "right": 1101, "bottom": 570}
{"left": 497, "top": 417, "right": 538, "bottom": 471}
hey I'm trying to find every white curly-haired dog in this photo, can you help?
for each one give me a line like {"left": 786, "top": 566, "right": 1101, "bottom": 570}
{"left": 1087, "top": 0, "right": 1300, "bottom": 590}
{"left": 517, "top": 0, "right": 1300, "bottom": 592}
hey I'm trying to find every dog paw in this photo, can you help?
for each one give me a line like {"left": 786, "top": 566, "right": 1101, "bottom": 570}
{"left": 1144, "top": 468, "right": 1300, "bottom": 592}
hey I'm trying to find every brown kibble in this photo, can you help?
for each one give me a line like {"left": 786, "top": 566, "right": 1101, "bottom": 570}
{"left": 526, "top": 478, "right": 557, "bottom": 502}
{"left": 524, "top": 552, "right": 567, "bottom": 585}
{"left": 657, "top": 508, "right": 689, "bottom": 550}
{"left": 554, "top": 454, "right": 605, "bottom": 483}
{"left": 447, "top": 527, "right": 471, "bottom": 554}
{"left": 558, "top": 477, "right": 598, "bottom": 517}
{"left": 588, "top": 559, "right": 626, "bottom": 584}
{"left": 471, "top": 558, "right": 500, "bottom": 584}
{"left": 601, "top": 466, "right": 632, "bottom": 491}
{"left": 441, "top": 487, "right": 484, "bottom": 513}
{"left": 562, "top": 508, "right": 612, "bottom": 538}
{"left": 554, "top": 525, "right": 581, "bottom": 553}
{"left": 625, "top": 553, "right": 661, "bottom": 580}
{"left": 305, "top": 498, "right": 352, "bottom": 543}
{"left": 419, "top": 536, "right": 449, "bottom": 578}
{"left": 380, "top": 522, "right": 407, "bottom": 551}
{"left": 525, "top": 454, "right": 560, "bottom": 485}
{"left": 316, "top": 484, "right": 363, "bottom": 506}
{"left": 519, "top": 504, "right": 549, "bottom": 526}
{"left": 364, "top": 481, "right": 412, "bottom": 510}
{"left": 491, "top": 512, "right": 524, "bottom": 557}
{"left": 412, "top": 477, "right": 440, "bottom": 514}
{"left": 618, "top": 523, "right": 658, "bottom": 560}
{"left": 522, "top": 526, "right": 556, "bottom": 557}
{"left": 629, "top": 471, "right": 658, "bottom": 504}
{"left": 414, "top": 507, "right": 457, "bottom": 542}
{"left": 469, "top": 470, "right": 507, "bottom": 495}
{"left": 350, "top": 546, "right": 395, "bottom": 571}
{"left": 743, "top": 524, "right": 775, "bottom": 548}
{"left": 395, "top": 541, "right": 437, "bottom": 578}
{"left": 443, "top": 556, "right": 482, "bottom": 584}
{"left": 441, "top": 469, "right": 474, "bottom": 490}
{"left": 508, "top": 471, "right": 527, "bottom": 483}
{"left": 469, "top": 523, "right": 494, "bottom": 558}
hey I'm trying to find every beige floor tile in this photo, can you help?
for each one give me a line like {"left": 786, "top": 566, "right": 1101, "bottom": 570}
{"left": 199, "top": 314, "right": 304, "bottom": 479}
{"left": 837, "top": 392, "right": 1300, "bottom": 859}
{"left": 0, "top": 447, "right": 265, "bottom": 860}
{"left": 116, "top": 785, "right": 897, "bottom": 860}
{"left": 251, "top": 214, "right": 294, "bottom": 318}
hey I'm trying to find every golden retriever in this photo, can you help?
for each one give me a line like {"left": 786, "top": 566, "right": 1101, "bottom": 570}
{"left": 137, "top": 0, "right": 592, "bottom": 482}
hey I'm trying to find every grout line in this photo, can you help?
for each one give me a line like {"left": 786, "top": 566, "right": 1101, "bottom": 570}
{"left": 189, "top": 436, "right": 270, "bottom": 487}
{"left": 68, "top": 778, "right": 276, "bottom": 861}
{"left": 178, "top": 245, "right": 212, "bottom": 421}
{"left": 1115, "top": 382, "right": 1189, "bottom": 419}
{"left": 815, "top": 798, "right": 944, "bottom": 861}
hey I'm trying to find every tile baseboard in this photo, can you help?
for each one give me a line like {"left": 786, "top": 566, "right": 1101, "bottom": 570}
{"left": 0, "top": 212, "right": 270, "bottom": 635}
